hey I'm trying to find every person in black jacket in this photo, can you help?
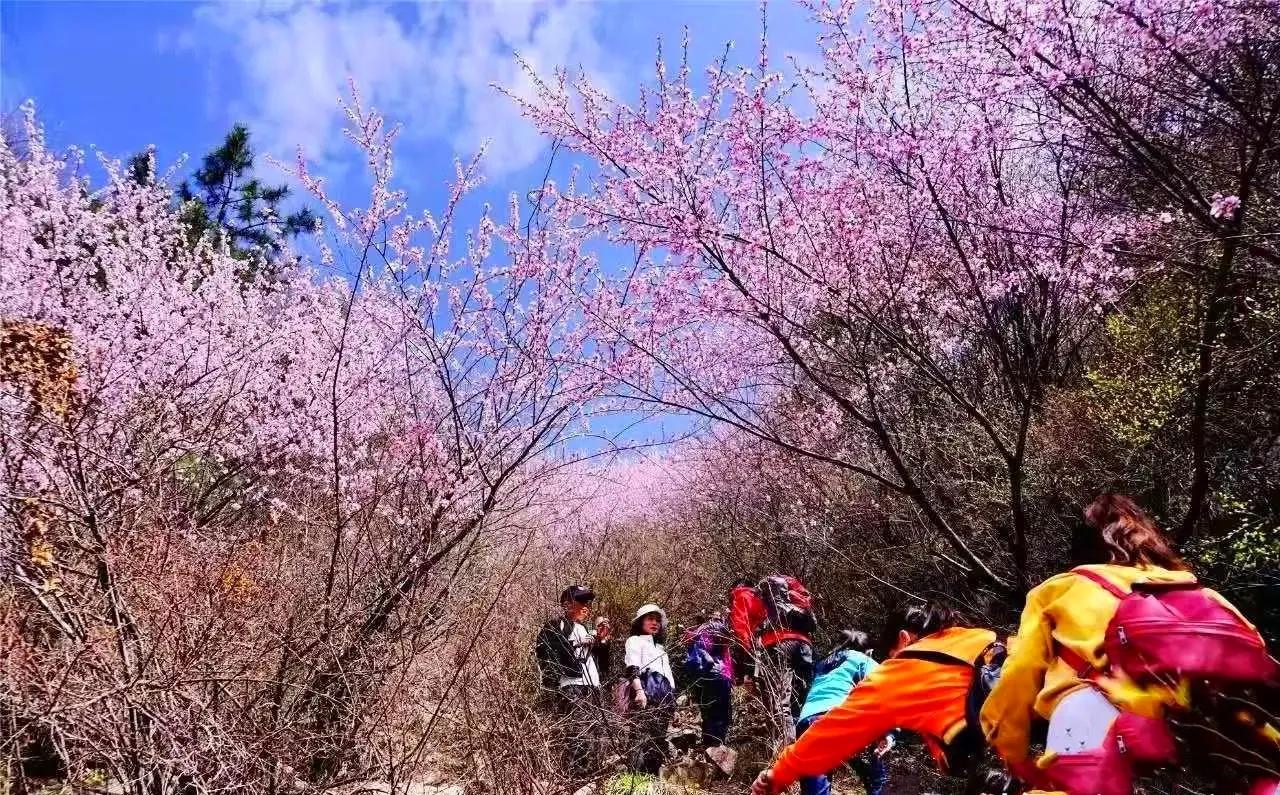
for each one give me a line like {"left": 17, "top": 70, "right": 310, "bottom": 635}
{"left": 535, "top": 585, "right": 611, "bottom": 780}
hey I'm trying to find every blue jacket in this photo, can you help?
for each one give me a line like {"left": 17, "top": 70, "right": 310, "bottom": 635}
{"left": 798, "top": 649, "right": 878, "bottom": 722}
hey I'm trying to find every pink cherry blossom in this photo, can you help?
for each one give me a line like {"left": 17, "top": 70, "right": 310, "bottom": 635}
{"left": 1210, "top": 193, "right": 1241, "bottom": 220}
{"left": 513, "top": 0, "right": 1268, "bottom": 588}
{"left": 0, "top": 93, "right": 616, "bottom": 789}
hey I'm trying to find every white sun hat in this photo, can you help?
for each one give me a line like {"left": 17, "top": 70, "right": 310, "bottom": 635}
{"left": 634, "top": 603, "right": 667, "bottom": 624}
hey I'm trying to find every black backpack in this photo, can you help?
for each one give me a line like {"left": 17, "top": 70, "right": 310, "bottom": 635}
{"left": 758, "top": 575, "right": 818, "bottom": 635}
{"left": 896, "top": 640, "right": 1008, "bottom": 771}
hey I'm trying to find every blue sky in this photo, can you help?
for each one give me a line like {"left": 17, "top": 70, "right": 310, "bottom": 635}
{"left": 1, "top": 0, "right": 821, "bottom": 450}
{"left": 2, "top": 1, "right": 818, "bottom": 212}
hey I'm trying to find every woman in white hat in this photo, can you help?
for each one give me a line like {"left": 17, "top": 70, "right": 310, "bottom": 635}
{"left": 624, "top": 603, "right": 676, "bottom": 774}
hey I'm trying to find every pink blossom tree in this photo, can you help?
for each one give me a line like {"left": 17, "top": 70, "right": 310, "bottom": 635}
{"left": 0, "top": 92, "right": 611, "bottom": 790}
{"left": 921, "top": 0, "right": 1280, "bottom": 541}
{"left": 514, "top": 0, "right": 1278, "bottom": 591}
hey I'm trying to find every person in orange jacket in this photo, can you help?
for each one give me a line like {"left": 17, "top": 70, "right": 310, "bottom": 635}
{"left": 751, "top": 603, "right": 998, "bottom": 795}
{"left": 980, "top": 494, "right": 1277, "bottom": 795}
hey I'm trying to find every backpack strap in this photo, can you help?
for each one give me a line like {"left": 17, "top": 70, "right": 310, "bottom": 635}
{"left": 1071, "top": 566, "right": 1129, "bottom": 599}
{"left": 902, "top": 641, "right": 1008, "bottom": 775}
{"left": 1057, "top": 643, "right": 1097, "bottom": 678}
{"left": 1058, "top": 569, "right": 1128, "bottom": 678}
{"left": 896, "top": 648, "right": 971, "bottom": 668}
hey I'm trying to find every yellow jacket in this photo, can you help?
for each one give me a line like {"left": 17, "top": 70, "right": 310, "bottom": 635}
{"left": 979, "top": 563, "right": 1237, "bottom": 764}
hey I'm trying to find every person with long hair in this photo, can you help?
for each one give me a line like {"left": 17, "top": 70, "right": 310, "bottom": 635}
{"left": 751, "top": 603, "right": 999, "bottom": 795}
{"left": 981, "top": 494, "right": 1277, "bottom": 794}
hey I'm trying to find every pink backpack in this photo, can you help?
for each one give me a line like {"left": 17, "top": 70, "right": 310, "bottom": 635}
{"left": 1066, "top": 567, "right": 1276, "bottom": 685}
{"left": 1042, "top": 568, "right": 1279, "bottom": 795}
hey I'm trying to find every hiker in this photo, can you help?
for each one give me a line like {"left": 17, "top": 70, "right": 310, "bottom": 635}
{"left": 794, "top": 630, "right": 892, "bottom": 795}
{"left": 534, "top": 585, "right": 611, "bottom": 781}
{"left": 980, "top": 494, "right": 1280, "bottom": 795}
{"left": 730, "top": 575, "right": 817, "bottom": 743}
{"left": 750, "top": 603, "right": 1001, "bottom": 795}
{"left": 685, "top": 610, "right": 735, "bottom": 746}
{"left": 623, "top": 603, "right": 677, "bottom": 775}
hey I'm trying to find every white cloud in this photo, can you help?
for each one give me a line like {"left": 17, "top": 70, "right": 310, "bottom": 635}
{"left": 1, "top": 66, "right": 32, "bottom": 111}
{"left": 186, "top": 0, "right": 618, "bottom": 178}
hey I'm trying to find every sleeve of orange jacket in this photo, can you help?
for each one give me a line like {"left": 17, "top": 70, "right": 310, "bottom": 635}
{"left": 980, "top": 579, "right": 1060, "bottom": 765}
{"left": 770, "top": 660, "right": 911, "bottom": 791}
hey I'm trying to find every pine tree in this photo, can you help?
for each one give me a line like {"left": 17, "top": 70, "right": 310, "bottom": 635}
{"left": 176, "top": 124, "right": 317, "bottom": 278}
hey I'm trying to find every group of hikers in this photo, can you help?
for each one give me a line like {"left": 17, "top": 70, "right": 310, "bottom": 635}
{"left": 535, "top": 494, "right": 1279, "bottom": 794}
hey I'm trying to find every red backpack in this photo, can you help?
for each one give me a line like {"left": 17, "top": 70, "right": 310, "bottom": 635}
{"left": 1063, "top": 567, "right": 1276, "bottom": 685}
{"left": 757, "top": 575, "right": 817, "bottom": 636}
{"left": 1044, "top": 568, "right": 1280, "bottom": 794}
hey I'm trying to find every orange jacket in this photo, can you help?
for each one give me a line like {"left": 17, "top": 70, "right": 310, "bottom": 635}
{"left": 770, "top": 626, "right": 997, "bottom": 791}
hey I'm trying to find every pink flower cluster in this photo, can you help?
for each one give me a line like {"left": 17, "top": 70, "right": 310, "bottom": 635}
{"left": 1, "top": 93, "right": 611, "bottom": 568}
{"left": 509, "top": 0, "right": 1160, "bottom": 434}
{"left": 1210, "top": 193, "right": 1241, "bottom": 220}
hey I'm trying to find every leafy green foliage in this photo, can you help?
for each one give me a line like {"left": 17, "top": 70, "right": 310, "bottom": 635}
{"left": 605, "top": 772, "right": 665, "bottom": 795}
{"left": 1085, "top": 278, "right": 1197, "bottom": 448}
{"left": 1193, "top": 495, "right": 1280, "bottom": 573}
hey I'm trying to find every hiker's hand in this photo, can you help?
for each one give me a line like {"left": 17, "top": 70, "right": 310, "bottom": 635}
{"left": 874, "top": 737, "right": 892, "bottom": 757}
{"left": 633, "top": 688, "right": 647, "bottom": 709}
{"left": 751, "top": 769, "right": 776, "bottom": 795}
